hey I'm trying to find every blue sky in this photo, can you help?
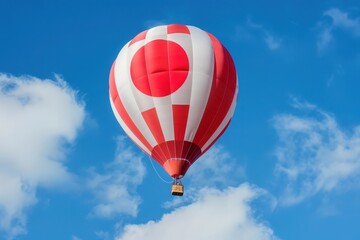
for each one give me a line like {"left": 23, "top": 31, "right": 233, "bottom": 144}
{"left": 1, "top": 0, "right": 360, "bottom": 239}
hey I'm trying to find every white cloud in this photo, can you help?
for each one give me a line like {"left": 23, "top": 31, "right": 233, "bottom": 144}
{"left": 265, "top": 34, "right": 282, "bottom": 50}
{"left": 317, "top": 25, "right": 333, "bottom": 51}
{"left": 115, "top": 184, "right": 278, "bottom": 240}
{"left": 0, "top": 73, "right": 85, "bottom": 239}
{"left": 317, "top": 8, "right": 360, "bottom": 50}
{"left": 325, "top": 8, "right": 360, "bottom": 36}
{"left": 88, "top": 136, "right": 146, "bottom": 218}
{"left": 247, "top": 18, "right": 282, "bottom": 50}
{"left": 273, "top": 100, "right": 360, "bottom": 205}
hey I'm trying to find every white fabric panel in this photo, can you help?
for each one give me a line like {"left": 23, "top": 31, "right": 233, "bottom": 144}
{"left": 152, "top": 99, "right": 174, "bottom": 140}
{"left": 167, "top": 33, "right": 194, "bottom": 105}
{"left": 146, "top": 25, "right": 168, "bottom": 41}
{"left": 201, "top": 83, "right": 238, "bottom": 151}
{"left": 184, "top": 26, "right": 214, "bottom": 141}
{"left": 144, "top": 26, "right": 174, "bottom": 141}
{"left": 114, "top": 43, "right": 157, "bottom": 147}
{"left": 110, "top": 97, "right": 151, "bottom": 155}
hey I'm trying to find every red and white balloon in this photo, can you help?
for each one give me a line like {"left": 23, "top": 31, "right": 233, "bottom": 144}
{"left": 109, "top": 24, "right": 238, "bottom": 179}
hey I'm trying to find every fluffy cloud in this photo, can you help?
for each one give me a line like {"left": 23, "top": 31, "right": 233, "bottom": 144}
{"left": 116, "top": 184, "right": 278, "bottom": 240}
{"left": 87, "top": 136, "right": 146, "bottom": 218}
{"left": 317, "top": 8, "right": 360, "bottom": 50}
{"left": 273, "top": 99, "right": 360, "bottom": 205}
{"left": 0, "top": 73, "right": 85, "bottom": 238}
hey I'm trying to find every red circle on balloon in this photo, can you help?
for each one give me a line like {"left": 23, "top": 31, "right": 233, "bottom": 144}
{"left": 130, "top": 40, "right": 189, "bottom": 97}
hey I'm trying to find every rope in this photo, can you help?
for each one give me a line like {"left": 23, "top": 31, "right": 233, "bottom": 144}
{"left": 147, "top": 156, "right": 173, "bottom": 184}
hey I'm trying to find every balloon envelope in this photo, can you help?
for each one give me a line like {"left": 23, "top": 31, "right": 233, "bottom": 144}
{"left": 109, "top": 24, "right": 238, "bottom": 179}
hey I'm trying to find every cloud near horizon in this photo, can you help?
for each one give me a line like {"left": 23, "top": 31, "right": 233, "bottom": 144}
{"left": 115, "top": 184, "right": 278, "bottom": 240}
{"left": 0, "top": 73, "right": 85, "bottom": 239}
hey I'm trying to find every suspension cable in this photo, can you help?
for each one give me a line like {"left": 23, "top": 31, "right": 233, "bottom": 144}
{"left": 147, "top": 156, "right": 173, "bottom": 184}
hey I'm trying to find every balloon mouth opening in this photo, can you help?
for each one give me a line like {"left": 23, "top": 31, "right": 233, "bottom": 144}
{"left": 163, "top": 158, "right": 192, "bottom": 179}
{"left": 151, "top": 140, "right": 202, "bottom": 177}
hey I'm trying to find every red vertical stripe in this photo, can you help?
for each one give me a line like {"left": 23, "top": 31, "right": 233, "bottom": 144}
{"left": 172, "top": 105, "right": 190, "bottom": 159}
{"left": 192, "top": 33, "right": 237, "bottom": 148}
{"left": 142, "top": 108, "right": 165, "bottom": 144}
{"left": 109, "top": 61, "right": 153, "bottom": 152}
{"left": 167, "top": 24, "right": 190, "bottom": 34}
{"left": 202, "top": 120, "right": 231, "bottom": 154}
{"left": 172, "top": 105, "right": 190, "bottom": 140}
{"left": 109, "top": 62, "right": 118, "bottom": 100}
{"left": 112, "top": 97, "right": 153, "bottom": 152}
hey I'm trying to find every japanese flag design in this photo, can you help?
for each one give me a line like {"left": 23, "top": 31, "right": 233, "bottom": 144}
{"left": 109, "top": 24, "right": 238, "bottom": 179}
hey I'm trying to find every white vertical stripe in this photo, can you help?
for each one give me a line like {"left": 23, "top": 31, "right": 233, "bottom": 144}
{"left": 167, "top": 33, "right": 193, "bottom": 105}
{"left": 152, "top": 100, "right": 173, "bottom": 141}
{"left": 110, "top": 97, "right": 151, "bottom": 155}
{"left": 201, "top": 83, "right": 238, "bottom": 151}
{"left": 184, "top": 26, "right": 214, "bottom": 141}
{"left": 144, "top": 26, "right": 174, "bottom": 141}
{"left": 114, "top": 42, "right": 158, "bottom": 147}
{"left": 146, "top": 25, "right": 167, "bottom": 40}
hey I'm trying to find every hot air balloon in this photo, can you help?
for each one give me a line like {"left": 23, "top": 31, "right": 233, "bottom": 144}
{"left": 109, "top": 24, "right": 238, "bottom": 196}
